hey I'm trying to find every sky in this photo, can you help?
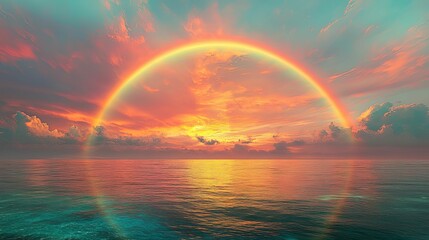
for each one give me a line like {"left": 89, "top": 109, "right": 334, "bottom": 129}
{"left": 1, "top": 0, "right": 429, "bottom": 158}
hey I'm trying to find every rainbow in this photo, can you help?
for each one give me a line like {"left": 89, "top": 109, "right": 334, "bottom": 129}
{"left": 83, "top": 40, "right": 353, "bottom": 238}
{"left": 87, "top": 40, "right": 352, "bottom": 143}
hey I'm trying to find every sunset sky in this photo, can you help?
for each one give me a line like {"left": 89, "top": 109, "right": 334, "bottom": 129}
{"left": 1, "top": 0, "right": 429, "bottom": 158}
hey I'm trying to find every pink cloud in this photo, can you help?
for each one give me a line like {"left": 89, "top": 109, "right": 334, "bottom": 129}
{"left": 103, "top": 0, "right": 111, "bottom": 10}
{"left": 329, "top": 67, "right": 356, "bottom": 82}
{"left": 344, "top": 0, "right": 362, "bottom": 16}
{"left": 143, "top": 85, "right": 160, "bottom": 93}
{"left": 319, "top": 0, "right": 363, "bottom": 34}
{"left": 331, "top": 25, "right": 429, "bottom": 97}
{"left": 0, "top": 21, "right": 37, "bottom": 62}
{"left": 136, "top": 1, "right": 155, "bottom": 33}
{"left": 364, "top": 25, "right": 376, "bottom": 35}
{"left": 183, "top": 3, "right": 226, "bottom": 38}
{"left": 44, "top": 51, "right": 83, "bottom": 73}
{"left": 0, "top": 43, "right": 36, "bottom": 62}
{"left": 108, "top": 15, "right": 131, "bottom": 42}
{"left": 320, "top": 19, "right": 338, "bottom": 33}
{"left": 184, "top": 17, "right": 205, "bottom": 37}
{"left": 106, "top": 14, "right": 146, "bottom": 45}
{"left": 90, "top": 13, "right": 151, "bottom": 72}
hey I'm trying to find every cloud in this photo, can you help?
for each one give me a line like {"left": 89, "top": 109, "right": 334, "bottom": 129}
{"left": 358, "top": 102, "right": 394, "bottom": 131}
{"left": 230, "top": 144, "right": 250, "bottom": 153}
{"left": 329, "top": 122, "right": 352, "bottom": 142}
{"left": 328, "top": 24, "right": 429, "bottom": 97}
{"left": 318, "top": 122, "right": 352, "bottom": 143}
{"left": 320, "top": 19, "right": 338, "bottom": 33}
{"left": 0, "top": 126, "right": 13, "bottom": 144}
{"left": 288, "top": 140, "right": 306, "bottom": 146}
{"left": 108, "top": 15, "right": 131, "bottom": 42}
{"left": 0, "top": 111, "right": 87, "bottom": 145}
{"left": 271, "top": 140, "right": 305, "bottom": 154}
{"left": 356, "top": 102, "right": 429, "bottom": 145}
{"left": 14, "top": 111, "right": 63, "bottom": 138}
{"left": 239, "top": 136, "right": 254, "bottom": 144}
{"left": 317, "top": 102, "right": 429, "bottom": 146}
{"left": 2, "top": 102, "right": 429, "bottom": 159}
{"left": 136, "top": 1, "right": 155, "bottom": 33}
{"left": 196, "top": 136, "right": 219, "bottom": 145}
{"left": 272, "top": 141, "right": 289, "bottom": 154}
{"left": 111, "top": 136, "right": 143, "bottom": 146}
{"left": 344, "top": 0, "right": 361, "bottom": 16}
{"left": 319, "top": 129, "right": 329, "bottom": 140}
{"left": 89, "top": 125, "right": 106, "bottom": 145}
{"left": 0, "top": 1, "right": 157, "bottom": 133}
{"left": 0, "top": 20, "right": 36, "bottom": 62}
{"left": 0, "top": 42, "right": 36, "bottom": 62}
{"left": 1, "top": 111, "right": 164, "bottom": 149}
{"left": 184, "top": 17, "right": 205, "bottom": 37}
{"left": 65, "top": 125, "right": 82, "bottom": 139}
{"left": 183, "top": 2, "right": 225, "bottom": 38}
{"left": 86, "top": 124, "right": 169, "bottom": 148}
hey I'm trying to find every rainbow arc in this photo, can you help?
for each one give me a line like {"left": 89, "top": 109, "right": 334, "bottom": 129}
{"left": 87, "top": 40, "right": 352, "bottom": 147}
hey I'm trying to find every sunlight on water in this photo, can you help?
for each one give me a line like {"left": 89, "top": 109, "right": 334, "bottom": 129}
{"left": 0, "top": 159, "right": 428, "bottom": 239}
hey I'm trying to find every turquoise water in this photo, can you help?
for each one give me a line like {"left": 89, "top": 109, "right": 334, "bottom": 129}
{"left": 0, "top": 159, "right": 428, "bottom": 239}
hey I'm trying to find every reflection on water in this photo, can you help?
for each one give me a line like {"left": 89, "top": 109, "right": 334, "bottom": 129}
{"left": 0, "top": 159, "right": 428, "bottom": 239}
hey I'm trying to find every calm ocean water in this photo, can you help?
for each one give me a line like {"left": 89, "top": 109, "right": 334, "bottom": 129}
{"left": 0, "top": 159, "right": 428, "bottom": 240}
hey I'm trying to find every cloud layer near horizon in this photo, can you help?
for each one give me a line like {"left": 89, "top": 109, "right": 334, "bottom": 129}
{"left": 318, "top": 102, "right": 429, "bottom": 147}
{"left": 1, "top": 102, "right": 428, "bottom": 158}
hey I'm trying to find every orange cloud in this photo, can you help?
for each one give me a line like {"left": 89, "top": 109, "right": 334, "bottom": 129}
{"left": 16, "top": 111, "right": 63, "bottom": 138}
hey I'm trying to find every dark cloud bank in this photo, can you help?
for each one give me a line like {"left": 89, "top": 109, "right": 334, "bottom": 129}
{"left": 1, "top": 102, "right": 428, "bottom": 159}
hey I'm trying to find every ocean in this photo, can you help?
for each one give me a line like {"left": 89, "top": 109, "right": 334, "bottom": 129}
{"left": 0, "top": 159, "right": 428, "bottom": 239}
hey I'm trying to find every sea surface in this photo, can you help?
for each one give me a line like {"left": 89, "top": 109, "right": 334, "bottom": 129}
{"left": 0, "top": 159, "right": 428, "bottom": 240}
